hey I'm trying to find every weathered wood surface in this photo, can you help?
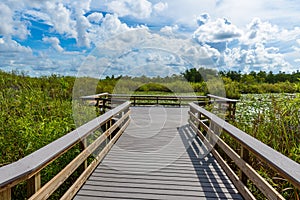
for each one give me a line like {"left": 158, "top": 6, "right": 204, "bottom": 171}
{"left": 74, "top": 107, "right": 242, "bottom": 199}
{"left": 189, "top": 102, "right": 300, "bottom": 191}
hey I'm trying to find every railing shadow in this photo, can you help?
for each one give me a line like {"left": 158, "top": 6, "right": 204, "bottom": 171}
{"left": 178, "top": 124, "right": 242, "bottom": 199}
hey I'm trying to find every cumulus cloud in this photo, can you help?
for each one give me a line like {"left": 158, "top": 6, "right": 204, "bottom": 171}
{"left": 23, "top": 1, "right": 93, "bottom": 48}
{"left": 0, "top": 3, "right": 14, "bottom": 36}
{"left": 44, "top": 2, "right": 77, "bottom": 38}
{"left": 1, "top": 0, "right": 300, "bottom": 76}
{"left": 160, "top": 25, "right": 179, "bottom": 36}
{"left": 193, "top": 15, "right": 243, "bottom": 43}
{"left": 87, "top": 12, "right": 103, "bottom": 24}
{"left": 0, "top": 37, "right": 32, "bottom": 53}
{"left": 242, "top": 18, "right": 280, "bottom": 44}
{"left": 106, "top": 0, "right": 152, "bottom": 19}
{"left": 83, "top": 28, "right": 223, "bottom": 78}
{"left": 0, "top": 2, "right": 30, "bottom": 39}
{"left": 42, "top": 37, "right": 64, "bottom": 52}
{"left": 223, "top": 43, "right": 291, "bottom": 73}
{"left": 105, "top": 0, "right": 167, "bottom": 19}
{"left": 75, "top": 14, "right": 91, "bottom": 48}
{"left": 88, "top": 14, "right": 133, "bottom": 44}
{"left": 191, "top": 14, "right": 300, "bottom": 73}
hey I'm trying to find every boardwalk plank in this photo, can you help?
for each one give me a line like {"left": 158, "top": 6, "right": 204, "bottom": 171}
{"left": 74, "top": 107, "right": 243, "bottom": 200}
{"left": 84, "top": 178, "right": 238, "bottom": 190}
{"left": 82, "top": 180, "right": 239, "bottom": 194}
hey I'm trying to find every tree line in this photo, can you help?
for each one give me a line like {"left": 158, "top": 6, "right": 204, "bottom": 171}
{"left": 182, "top": 67, "right": 300, "bottom": 83}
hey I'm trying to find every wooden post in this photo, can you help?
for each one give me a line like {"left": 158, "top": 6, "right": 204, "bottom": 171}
{"left": 79, "top": 139, "right": 88, "bottom": 171}
{"left": 133, "top": 96, "right": 136, "bottom": 106}
{"left": 95, "top": 99, "right": 100, "bottom": 113}
{"left": 240, "top": 146, "right": 249, "bottom": 185}
{"left": 0, "top": 188, "right": 11, "bottom": 200}
{"left": 102, "top": 99, "right": 106, "bottom": 113}
{"left": 109, "top": 119, "right": 112, "bottom": 140}
{"left": 27, "top": 172, "right": 41, "bottom": 198}
{"left": 228, "top": 102, "right": 232, "bottom": 120}
{"left": 198, "top": 112, "right": 202, "bottom": 130}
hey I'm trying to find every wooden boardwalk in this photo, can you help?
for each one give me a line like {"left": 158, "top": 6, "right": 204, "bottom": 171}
{"left": 74, "top": 107, "right": 243, "bottom": 200}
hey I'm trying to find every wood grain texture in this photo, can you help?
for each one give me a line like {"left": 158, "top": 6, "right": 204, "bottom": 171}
{"left": 74, "top": 107, "right": 242, "bottom": 200}
{"left": 189, "top": 102, "right": 300, "bottom": 190}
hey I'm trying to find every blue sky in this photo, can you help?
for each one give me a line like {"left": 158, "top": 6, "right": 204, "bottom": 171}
{"left": 1, "top": 0, "right": 300, "bottom": 77}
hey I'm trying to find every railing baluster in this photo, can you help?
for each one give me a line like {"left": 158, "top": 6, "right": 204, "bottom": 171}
{"left": 79, "top": 139, "right": 88, "bottom": 170}
{"left": 0, "top": 188, "right": 11, "bottom": 200}
{"left": 240, "top": 146, "right": 249, "bottom": 185}
{"left": 27, "top": 173, "right": 41, "bottom": 198}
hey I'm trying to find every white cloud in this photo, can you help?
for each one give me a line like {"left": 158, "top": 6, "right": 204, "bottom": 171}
{"left": 0, "top": 37, "right": 32, "bottom": 53}
{"left": 1, "top": 0, "right": 300, "bottom": 76}
{"left": 87, "top": 12, "right": 103, "bottom": 24}
{"left": 75, "top": 14, "right": 91, "bottom": 47}
{"left": 193, "top": 16, "right": 243, "bottom": 43}
{"left": 150, "top": 0, "right": 215, "bottom": 28}
{"left": 70, "top": 0, "right": 91, "bottom": 13}
{"left": 85, "top": 28, "right": 223, "bottom": 77}
{"left": 242, "top": 18, "right": 280, "bottom": 45}
{"left": 23, "top": 9, "right": 52, "bottom": 25}
{"left": 88, "top": 14, "right": 132, "bottom": 44}
{"left": 215, "top": 0, "right": 300, "bottom": 28}
{"left": 153, "top": 2, "right": 168, "bottom": 13}
{"left": 0, "top": 3, "right": 14, "bottom": 36}
{"left": 0, "top": 2, "right": 30, "bottom": 39}
{"left": 223, "top": 43, "right": 291, "bottom": 73}
{"left": 42, "top": 37, "right": 64, "bottom": 52}
{"left": 160, "top": 25, "right": 179, "bottom": 36}
{"left": 106, "top": 0, "right": 153, "bottom": 19}
{"left": 44, "top": 2, "right": 77, "bottom": 38}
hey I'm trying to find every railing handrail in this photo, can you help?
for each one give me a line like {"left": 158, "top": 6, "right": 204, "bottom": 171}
{"left": 207, "top": 94, "right": 239, "bottom": 102}
{"left": 109, "top": 94, "right": 207, "bottom": 99}
{"left": 189, "top": 102, "right": 300, "bottom": 190}
{"left": 79, "top": 92, "right": 109, "bottom": 100}
{"left": 0, "top": 101, "right": 131, "bottom": 188}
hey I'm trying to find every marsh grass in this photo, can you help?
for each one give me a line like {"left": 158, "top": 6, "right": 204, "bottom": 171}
{"left": 226, "top": 93, "right": 300, "bottom": 199}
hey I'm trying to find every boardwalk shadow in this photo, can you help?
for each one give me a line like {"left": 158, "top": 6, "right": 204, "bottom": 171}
{"left": 178, "top": 124, "right": 242, "bottom": 199}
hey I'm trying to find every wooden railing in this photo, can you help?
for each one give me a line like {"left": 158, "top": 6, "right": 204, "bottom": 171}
{"left": 109, "top": 94, "right": 209, "bottom": 106}
{"left": 207, "top": 94, "right": 239, "bottom": 120}
{"left": 0, "top": 102, "right": 131, "bottom": 200}
{"left": 80, "top": 93, "right": 209, "bottom": 107}
{"left": 188, "top": 102, "right": 300, "bottom": 200}
{"left": 80, "top": 93, "right": 239, "bottom": 121}
{"left": 80, "top": 92, "right": 111, "bottom": 113}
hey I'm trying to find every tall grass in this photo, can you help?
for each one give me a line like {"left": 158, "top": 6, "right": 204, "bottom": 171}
{"left": 232, "top": 93, "right": 300, "bottom": 199}
{"left": 0, "top": 71, "right": 78, "bottom": 199}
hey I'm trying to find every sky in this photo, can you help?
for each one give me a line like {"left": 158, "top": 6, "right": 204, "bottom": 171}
{"left": 1, "top": 0, "right": 300, "bottom": 77}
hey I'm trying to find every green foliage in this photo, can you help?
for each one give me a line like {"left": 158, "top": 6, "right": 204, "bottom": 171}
{"left": 232, "top": 94, "right": 300, "bottom": 199}
{"left": 87, "top": 69, "right": 300, "bottom": 98}
{"left": 182, "top": 67, "right": 219, "bottom": 82}
{"left": 0, "top": 70, "right": 76, "bottom": 199}
{"left": 136, "top": 82, "right": 171, "bottom": 92}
